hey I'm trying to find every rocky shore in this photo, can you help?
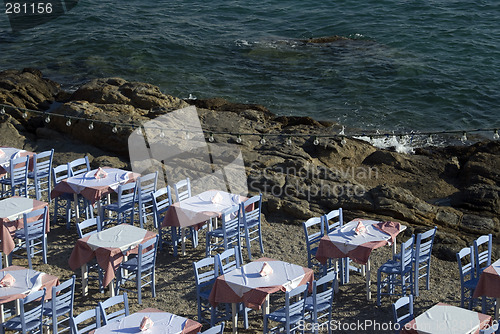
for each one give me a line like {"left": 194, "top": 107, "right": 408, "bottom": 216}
{"left": 0, "top": 68, "right": 498, "bottom": 332}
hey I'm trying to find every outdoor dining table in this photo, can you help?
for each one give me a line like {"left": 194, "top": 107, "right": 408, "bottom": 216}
{"left": 68, "top": 224, "right": 157, "bottom": 296}
{"left": 400, "top": 303, "right": 492, "bottom": 334}
{"left": 209, "top": 257, "right": 314, "bottom": 334}
{"left": 315, "top": 218, "right": 405, "bottom": 300}
{"left": 473, "top": 258, "right": 500, "bottom": 321}
{"left": 162, "top": 190, "right": 248, "bottom": 256}
{"left": 51, "top": 167, "right": 140, "bottom": 224}
{"left": 0, "top": 196, "right": 49, "bottom": 266}
{"left": 91, "top": 308, "right": 202, "bottom": 334}
{"left": 0, "top": 147, "right": 35, "bottom": 178}
{"left": 0, "top": 265, "right": 60, "bottom": 323}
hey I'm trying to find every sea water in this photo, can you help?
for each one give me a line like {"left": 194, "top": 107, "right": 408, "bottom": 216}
{"left": 0, "top": 0, "right": 499, "bottom": 138}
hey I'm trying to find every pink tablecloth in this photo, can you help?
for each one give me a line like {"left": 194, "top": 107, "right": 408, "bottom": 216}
{"left": 315, "top": 219, "right": 402, "bottom": 265}
{"left": 50, "top": 168, "right": 140, "bottom": 204}
{"left": 0, "top": 266, "right": 60, "bottom": 304}
{"left": 68, "top": 224, "right": 157, "bottom": 287}
{"left": 0, "top": 147, "right": 35, "bottom": 178}
{"left": 162, "top": 190, "right": 249, "bottom": 228}
{"left": 209, "top": 257, "right": 314, "bottom": 310}
{"left": 0, "top": 197, "right": 49, "bottom": 255}
{"left": 92, "top": 308, "right": 202, "bottom": 334}
{"left": 473, "top": 259, "right": 500, "bottom": 299}
{"left": 401, "top": 303, "right": 492, "bottom": 334}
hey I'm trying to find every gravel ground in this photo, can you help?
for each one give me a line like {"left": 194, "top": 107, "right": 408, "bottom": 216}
{"left": 9, "top": 209, "right": 497, "bottom": 334}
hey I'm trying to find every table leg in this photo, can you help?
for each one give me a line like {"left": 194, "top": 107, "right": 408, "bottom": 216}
{"left": 81, "top": 264, "right": 88, "bottom": 296}
{"left": 181, "top": 228, "right": 186, "bottom": 256}
{"left": 334, "top": 259, "right": 340, "bottom": 293}
{"left": 97, "top": 201, "right": 102, "bottom": 224}
{"left": 0, "top": 304, "right": 4, "bottom": 323}
{"left": 232, "top": 302, "right": 238, "bottom": 334}
{"left": 74, "top": 194, "right": 80, "bottom": 225}
{"left": 109, "top": 279, "right": 115, "bottom": 297}
{"left": 263, "top": 294, "right": 270, "bottom": 315}
{"left": 495, "top": 297, "right": 499, "bottom": 322}
{"left": 5, "top": 252, "right": 11, "bottom": 267}
{"left": 366, "top": 259, "right": 371, "bottom": 300}
{"left": 15, "top": 299, "right": 20, "bottom": 315}
{"left": 392, "top": 240, "right": 397, "bottom": 256}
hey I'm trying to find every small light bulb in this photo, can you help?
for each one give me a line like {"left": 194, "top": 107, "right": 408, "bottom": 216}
{"left": 0, "top": 107, "right": 5, "bottom": 115}
{"left": 88, "top": 122, "right": 94, "bottom": 130}
{"left": 160, "top": 130, "right": 165, "bottom": 138}
{"left": 427, "top": 134, "right": 433, "bottom": 144}
{"left": 185, "top": 131, "right": 191, "bottom": 140}
{"left": 136, "top": 128, "right": 143, "bottom": 136}
{"left": 286, "top": 137, "right": 292, "bottom": 146}
{"left": 66, "top": 119, "right": 72, "bottom": 127}
{"left": 45, "top": 115, "right": 51, "bottom": 123}
{"left": 341, "top": 137, "right": 347, "bottom": 145}
{"left": 493, "top": 130, "right": 499, "bottom": 140}
{"left": 236, "top": 135, "right": 242, "bottom": 144}
{"left": 208, "top": 133, "right": 214, "bottom": 142}
{"left": 313, "top": 137, "right": 319, "bottom": 145}
{"left": 112, "top": 125, "right": 118, "bottom": 133}
{"left": 260, "top": 136, "right": 266, "bottom": 145}
{"left": 22, "top": 112, "right": 28, "bottom": 118}
{"left": 461, "top": 132, "right": 467, "bottom": 142}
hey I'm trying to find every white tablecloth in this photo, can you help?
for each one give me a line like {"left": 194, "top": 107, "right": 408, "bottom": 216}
{"left": 94, "top": 311, "right": 187, "bottom": 334}
{"left": 66, "top": 168, "right": 130, "bottom": 194}
{"left": 87, "top": 225, "right": 148, "bottom": 253}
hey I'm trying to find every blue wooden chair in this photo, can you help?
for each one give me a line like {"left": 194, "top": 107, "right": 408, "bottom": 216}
{"left": 263, "top": 283, "right": 309, "bottom": 334}
{"left": 474, "top": 234, "right": 492, "bottom": 277}
{"left": 413, "top": 226, "right": 437, "bottom": 296}
{"left": 12, "top": 206, "right": 48, "bottom": 269}
{"left": 302, "top": 216, "right": 325, "bottom": 274}
{"left": 322, "top": 210, "right": 351, "bottom": 283}
{"left": 0, "top": 156, "right": 29, "bottom": 198}
{"left": 456, "top": 246, "right": 479, "bottom": 310}
{"left": 322, "top": 209, "right": 343, "bottom": 234}
{"left": 51, "top": 164, "right": 74, "bottom": 227}
{"left": 98, "top": 293, "right": 129, "bottom": 325}
{"left": 199, "top": 322, "right": 224, "bottom": 334}
{"left": 193, "top": 256, "right": 228, "bottom": 327}
{"left": 70, "top": 307, "right": 101, "bottom": 334}
{"left": 151, "top": 187, "right": 196, "bottom": 255}
{"left": 67, "top": 157, "right": 90, "bottom": 178}
{"left": 135, "top": 172, "right": 158, "bottom": 228}
{"left": 100, "top": 182, "right": 137, "bottom": 227}
{"left": 240, "top": 194, "right": 264, "bottom": 260}
{"left": 377, "top": 235, "right": 414, "bottom": 306}
{"left": 28, "top": 149, "right": 54, "bottom": 201}
{"left": 2, "top": 288, "right": 46, "bottom": 334}
{"left": 76, "top": 217, "right": 104, "bottom": 292}
{"left": 115, "top": 235, "right": 159, "bottom": 304}
{"left": 304, "top": 271, "right": 336, "bottom": 334}
{"left": 392, "top": 295, "right": 414, "bottom": 332}
{"left": 206, "top": 204, "right": 241, "bottom": 257}
{"left": 174, "top": 178, "right": 191, "bottom": 202}
{"left": 43, "top": 275, "right": 75, "bottom": 334}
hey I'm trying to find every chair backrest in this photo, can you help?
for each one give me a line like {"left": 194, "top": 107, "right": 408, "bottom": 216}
{"left": 415, "top": 226, "right": 437, "bottom": 263}
{"left": 76, "top": 217, "right": 102, "bottom": 239}
{"left": 23, "top": 206, "right": 48, "bottom": 237}
{"left": 473, "top": 234, "right": 492, "bottom": 276}
{"left": 200, "top": 322, "right": 225, "bottom": 334}
{"left": 302, "top": 217, "right": 324, "bottom": 257}
{"left": 137, "top": 235, "right": 159, "bottom": 270}
{"left": 151, "top": 187, "right": 172, "bottom": 229}
{"left": 457, "top": 246, "right": 476, "bottom": 284}
{"left": 174, "top": 178, "right": 191, "bottom": 202}
{"left": 137, "top": 172, "right": 158, "bottom": 198}
{"left": 193, "top": 256, "right": 216, "bottom": 295}
{"left": 117, "top": 182, "right": 138, "bottom": 207}
{"left": 32, "top": 149, "right": 54, "bottom": 177}
{"left": 9, "top": 156, "right": 29, "bottom": 183}
{"left": 400, "top": 235, "right": 415, "bottom": 271}
{"left": 220, "top": 205, "right": 241, "bottom": 248}
{"left": 70, "top": 307, "right": 101, "bottom": 334}
{"left": 323, "top": 208, "right": 343, "bottom": 233}
{"left": 216, "top": 246, "right": 242, "bottom": 275}
{"left": 285, "top": 283, "right": 308, "bottom": 327}
{"left": 52, "top": 164, "right": 70, "bottom": 185}
{"left": 68, "top": 157, "right": 90, "bottom": 177}
{"left": 98, "top": 293, "right": 129, "bottom": 325}
{"left": 313, "top": 271, "right": 335, "bottom": 307}
{"left": 48, "top": 276, "right": 75, "bottom": 319}
{"left": 19, "top": 288, "right": 46, "bottom": 333}
{"left": 241, "top": 194, "right": 262, "bottom": 227}
{"left": 392, "top": 295, "right": 414, "bottom": 328}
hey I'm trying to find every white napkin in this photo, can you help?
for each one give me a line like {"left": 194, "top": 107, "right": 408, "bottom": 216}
{"left": 27, "top": 273, "right": 44, "bottom": 295}
{"left": 354, "top": 221, "right": 366, "bottom": 235}
{"left": 259, "top": 262, "right": 273, "bottom": 277}
{"left": 211, "top": 192, "right": 223, "bottom": 204}
{"left": 0, "top": 149, "right": 5, "bottom": 158}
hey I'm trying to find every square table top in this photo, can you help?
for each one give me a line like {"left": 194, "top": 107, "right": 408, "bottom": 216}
{"left": 0, "top": 265, "right": 59, "bottom": 304}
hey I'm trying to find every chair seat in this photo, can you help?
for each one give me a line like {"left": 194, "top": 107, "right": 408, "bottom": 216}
{"left": 28, "top": 170, "right": 50, "bottom": 179}
{"left": 120, "top": 257, "right": 154, "bottom": 272}
{"left": 463, "top": 277, "right": 479, "bottom": 289}
{"left": 267, "top": 307, "right": 304, "bottom": 324}
{"left": 379, "top": 260, "right": 412, "bottom": 274}
{"left": 199, "top": 289, "right": 211, "bottom": 300}
{"left": 0, "top": 177, "right": 25, "bottom": 184}
{"left": 207, "top": 228, "right": 238, "bottom": 238}
{"left": 14, "top": 230, "right": 44, "bottom": 240}
{"left": 241, "top": 219, "right": 260, "bottom": 229}
{"left": 3, "top": 316, "right": 41, "bottom": 332}
{"left": 102, "top": 202, "right": 134, "bottom": 213}
{"left": 304, "top": 297, "right": 330, "bottom": 313}
{"left": 43, "top": 304, "right": 72, "bottom": 316}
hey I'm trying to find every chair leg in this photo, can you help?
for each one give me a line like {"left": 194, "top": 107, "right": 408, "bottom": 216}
{"left": 137, "top": 271, "right": 142, "bottom": 305}
{"left": 376, "top": 270, "right": 382, "bottom": 306}
{"left": 151, "top": 269, "right": 156, "bottom": 298}
{"left": 43, "top": 235, "right": 48, "bottom": 264}
{"left": 245, "top": 230, "right": 252, "bottom": 260}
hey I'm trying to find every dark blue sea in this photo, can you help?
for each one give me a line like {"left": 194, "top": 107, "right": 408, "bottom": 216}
{"left": 1, "top": 0, "right": 499, "bottom": 138}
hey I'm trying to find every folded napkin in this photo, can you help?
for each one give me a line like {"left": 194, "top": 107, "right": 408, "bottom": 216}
{"left": 140, "top": 316, "right": 154, "bottom": 331}
{"left": 0, "top": 149, "right": 5, "bottom": 158}
{"left": 0, "top": 273, "right": 15, "bottom": 287}
{"left": 259, "top": 262, "right": 273, "bottom": 277}
{"left": 211, "top": 192, "right": 223, "bottom": 204}
{"left": 354, "top": 221, "right": 366, "bottom": 235}
{"left": 27, "top": 273, "right": 44, "bottom": 295}
{"left": 94, "top": 167, "right": 108, "bottom": 179}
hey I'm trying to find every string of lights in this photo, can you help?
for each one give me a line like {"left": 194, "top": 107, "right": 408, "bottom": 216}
{"left": 1, "top": 103, "right": 499, "bottom": 144}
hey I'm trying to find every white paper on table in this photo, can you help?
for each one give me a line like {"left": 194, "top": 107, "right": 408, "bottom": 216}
{"left": 0, "top": 197, "right": 35, "bottom": 221}
{"left": 415, "top": 304, "right": 481, "bottom": 334}
{"left": 0, "top": 148, "right": 23, "bottom": 169}
{"left": 94, "top": 312, "right": 186, "bottom": 334}
{"left": 178, "top": 190, "right": 240, "bottom": 221}
{"left": 0, "top": 269, "right": 43, "bottom": 298}
{"left": 328, "top": 220, "right": 389, "bottom": 254}
{"left": 66, "top": 168, "right": 130, "bottom": 194}
{"left": 86, "top": 225, "right": 148, "bottom": 253}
